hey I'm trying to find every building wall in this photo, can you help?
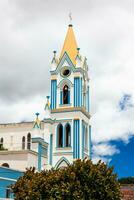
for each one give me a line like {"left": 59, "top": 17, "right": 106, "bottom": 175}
{"left": 0, "top": 150, "right": 39, "bottom": 171}
{"left": 0, "top": 166, "right": 23, "bottom": 199}
{"left": 121, "top": 185, "right": 134, "bottom": 200}
{"left": 0, "top": 123, "right": 33, "bottom": 151}
{"left": 0, "top": 122, "right": 44, "bottom": 151}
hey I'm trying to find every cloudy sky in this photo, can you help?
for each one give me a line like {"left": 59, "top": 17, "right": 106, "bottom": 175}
{"left": 0, "top": 0, "right": 134, "bottom": 177}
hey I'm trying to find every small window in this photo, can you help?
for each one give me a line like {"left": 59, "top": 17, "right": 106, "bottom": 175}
{"left": 61, "top": 67, "right": 71, "bottom": 77}
{"left": 6, "top": 188, "right": 11, "bottom": 198}
{"left": 0, "top": 138, "right": 3, "bottom": 145}
{"left": 22, "top": 136, "right": 25, "bottom": 150}
{"left": 0, "top": 138, "right": 4, "bottom": 149}
{"left": 63, "top": 85, "right": 70, "bottom": 104}
{"left": 27, "top": 133, "right": 31, "bottom": 150}
{"left": 2, "top": 163, "right": 9, "bottom": 168}
{"left": 65, "top": 124, "right": 71, "bottom": 147}
{"left": 57, "top": 124, "right": 63, "bottom": 147}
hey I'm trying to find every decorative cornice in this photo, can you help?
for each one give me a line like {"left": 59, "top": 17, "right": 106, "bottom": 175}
{"left": 51, "top": 107, "right": 91, "bottom": 119}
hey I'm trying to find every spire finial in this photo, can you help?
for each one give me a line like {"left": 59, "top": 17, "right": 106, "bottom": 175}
{"left": 77, "top": 47, "right": 80, "bottom": 54}
{"left": 35, "top": 112, "right": 39, "bottom": 118}
{"left": 45, "top": 96, "right": 50, "bottom": 110}
{"left": 33, "top": 112, "right": 41, "bottom": 129}
{"left": 53, "top": 50, "right": 57, "bottom": 56}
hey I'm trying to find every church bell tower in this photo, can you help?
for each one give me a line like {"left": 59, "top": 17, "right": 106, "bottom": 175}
{"left": 44, "top": 22, "right": 91, "bottom": 169}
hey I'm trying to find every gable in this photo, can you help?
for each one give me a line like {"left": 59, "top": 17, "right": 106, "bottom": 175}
{"left": 56, "top": 52, "right": 76, "bottom": 73}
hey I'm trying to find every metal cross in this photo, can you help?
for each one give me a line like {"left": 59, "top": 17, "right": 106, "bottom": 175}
{"left": 69, "top": 12, "right": 72, "bottom": 23}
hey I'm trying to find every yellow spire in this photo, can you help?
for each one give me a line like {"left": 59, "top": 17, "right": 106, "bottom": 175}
{"left": 60, "top": 24, "right": 78, "bottom": 65}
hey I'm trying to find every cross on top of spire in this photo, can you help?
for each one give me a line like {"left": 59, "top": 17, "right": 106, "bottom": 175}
{"left": 69, "top": 12, "right": 72, "bottom": 25}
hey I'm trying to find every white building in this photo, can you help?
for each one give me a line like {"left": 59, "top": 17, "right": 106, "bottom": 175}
{"left": 0, "top": 23, "right": 91, "bottom": 171}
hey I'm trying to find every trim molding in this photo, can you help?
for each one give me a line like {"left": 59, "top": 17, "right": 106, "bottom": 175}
{"left": 51, "top": 107, "right": 91, "bottom": 119}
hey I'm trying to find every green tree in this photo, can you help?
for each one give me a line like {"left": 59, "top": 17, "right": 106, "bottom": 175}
{"left": 119, "top": 177, "right": 134, "bottom": 184}
{"left": 12, "top": 159, "right": 121, "bottom": 200}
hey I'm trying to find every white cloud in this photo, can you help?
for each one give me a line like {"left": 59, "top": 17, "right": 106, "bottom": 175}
{"left": 0, "top": 0, "right": 134, "bottom": 161}
{"left": 93, "top": 143, "right": 120, "bottom": 157}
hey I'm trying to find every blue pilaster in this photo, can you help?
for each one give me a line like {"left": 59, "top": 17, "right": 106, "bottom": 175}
{"left": 73, "top": 119, "right": 80, "bottom": 159}
{"left": 82, "top": 121, "right": 85, "bottom": 159}
{"left": 51, "top": 80, "right": 57, "bottom": 109}
{"left": 49, "top": 134, "right": 53, "bottom": 165}
{"left": 89, "top": 125, "right": 92, "bottom": 159}
{"left": 60, "top": 91, "right": 63, "bottom": 105}
{"left": 38, "top": 143, "right": 42, "bottom": 171}
{"left": 87, "top": 86, "right": 90, "bottom": 112}
{"left": 74, "top": 77, "right": 82, "bottom": 107}
{"left": 80, "top": 78, "right": 82, "bottom": 106}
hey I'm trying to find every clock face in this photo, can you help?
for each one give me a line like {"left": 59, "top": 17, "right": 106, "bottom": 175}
{"left": 61, "top": 67, "right": 71, "bottom": 77}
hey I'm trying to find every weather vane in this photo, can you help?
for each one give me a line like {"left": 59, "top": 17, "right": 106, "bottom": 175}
{"left": 69, "top": 12, "right": 72, "bottom": 24}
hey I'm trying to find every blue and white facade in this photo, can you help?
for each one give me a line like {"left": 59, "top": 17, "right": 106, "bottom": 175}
{"left": 0, "top": 23, "right": 91, "bottom": 173}
{"left": 44, "top": 24, "right": 91, "bottom": 169}
{"left": 0, "top": 166, "right": 23, "bottom": 199}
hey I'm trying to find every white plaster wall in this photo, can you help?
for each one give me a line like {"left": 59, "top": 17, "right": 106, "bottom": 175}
{"left": 0, "top": 151, "right": 40, "bottom": 171}
{"left": 53, "top": 154, "right": 73, "bottom": 168}
{"left": 51, "top": 111, "right": 90, "bottom": 125}
{"left": 0, "top": 152, "right": 28, "bottom": 171}
{"left": 41, "top": 156, "right": 48, "bottom": 170}
{"left": 0, "top": 123, "right": 44, "bottom": 152}
{"left": 27, "top": 152, "right": 38, "bottom": 169}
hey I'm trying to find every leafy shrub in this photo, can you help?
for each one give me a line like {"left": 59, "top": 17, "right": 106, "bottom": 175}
{"left": 12, "top": 159, "right": 121, "bottom": 200}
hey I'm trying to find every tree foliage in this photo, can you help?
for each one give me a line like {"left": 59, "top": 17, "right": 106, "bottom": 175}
{"left": 119, "top": 177, "right": 134, "bottom": 184}
{"left": 12, "top": 159, "right": 121, "bottom": 200}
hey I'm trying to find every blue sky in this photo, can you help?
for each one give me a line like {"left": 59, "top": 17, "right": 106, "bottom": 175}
{"left": 110, "top": 137, "right": 134, "bottom": 178}
{"left": 0, "top": 0, "right": 134, "bottom": 178}
{"left": 111, "top": 94, "right": 134, "bottom": 177}
{"left": 92, "top": 94, "right": 134, "bottom": 177}
{"left": 111, "top": 95, "right": 134, "bottom": 177}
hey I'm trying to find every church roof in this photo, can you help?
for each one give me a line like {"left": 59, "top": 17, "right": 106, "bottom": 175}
{"left": 60, "top": 24, "right": 78, "bottom": 65}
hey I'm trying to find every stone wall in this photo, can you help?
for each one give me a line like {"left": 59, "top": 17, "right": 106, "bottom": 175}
{"left": 121, "top": 185, "right": 134, "bottom": 200}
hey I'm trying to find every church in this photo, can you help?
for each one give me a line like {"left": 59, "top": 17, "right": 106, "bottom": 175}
{"left": 0, "top": 22, "right": 91, "bottom": 173}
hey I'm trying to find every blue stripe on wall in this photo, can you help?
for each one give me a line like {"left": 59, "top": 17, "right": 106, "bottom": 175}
{"left": 87, "top": 86, "right": 90, "bottom": 112}
{"left": 51, "top": 80, "right": 57, "bottom": 109}
{"left": 60, "top": 91, "right": 62, "bottom": 105}
{"left": 73, "top": 119, "right": 80, "bottom": 159}
{"left": 50, "top": 134, "right": 53, "bottom": 165}
{"left": 38, "top": 143, "right": 42, "bottom": 171}
{"left": 82, "top": 121, "right": 85, "bottom": 159}
{"left": 51, "top": 80, "right": 52, "bottom": 109}
{"left": 78, "top": 120, "right": 80, "bottom": 158}
{"left": 76, "top": 120, "right": 78, "bottom": 157}
{"left": 74, "top": 78, "right": 82, "bottom": 107}
{"left": 89, "top": 125, "right": 92, "bottom": 159}
{"left": 80, "top": 78, "right": 82, "bottom": 107}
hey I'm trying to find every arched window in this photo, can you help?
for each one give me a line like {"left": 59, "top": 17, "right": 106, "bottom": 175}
{"left": 57, "top": 124, "right": 63, "bottom": 147}
{"left": 0, "top": 138, "right": 3, "bottom": 149}
{"left": 63, "top": 85, "right": 70, "bottom": 104}
{"left": 0, "top": 138, "right": 3, "bottom": 145}
{"left": 27, "top": 133, "right": 31, "bottom": 150}
{"left": 2, "top": 163, "right": 9, "bottom": 168}
{"left": 22, "top": 136, "right": 25, "bottom": 150}
{"left": 65, "top": 123, "right": 71, "bottom": 147}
